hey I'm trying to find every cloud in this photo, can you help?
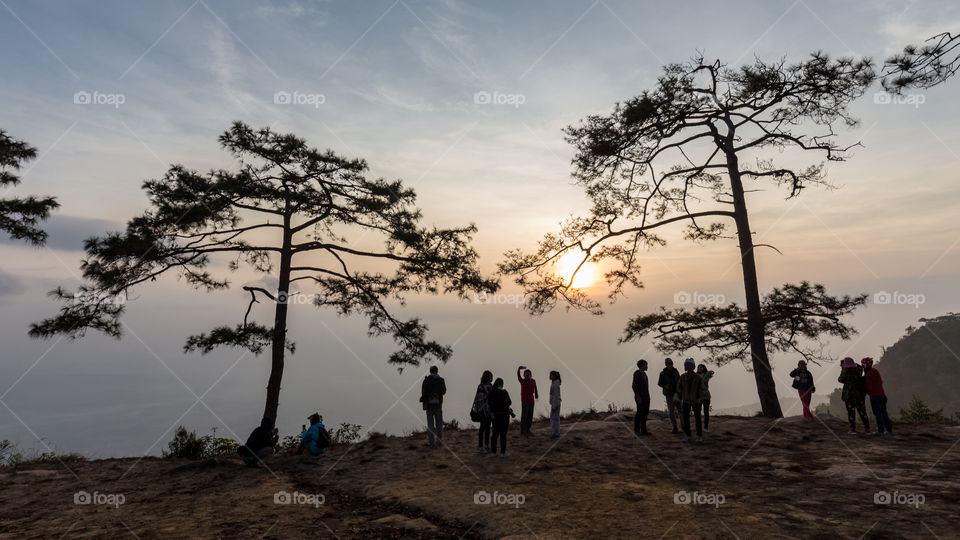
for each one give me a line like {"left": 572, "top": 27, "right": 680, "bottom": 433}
{"left": 254, "top": 0, "right": 330, "bottom": 26}
{"left": 0, "top": 269, "right": 23, "bottom": 296}
{"left": 0, "top": 214, "right": 121, "bottom": 252}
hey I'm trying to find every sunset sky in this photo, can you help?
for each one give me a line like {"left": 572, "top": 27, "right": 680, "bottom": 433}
{"left": 1, "top": 0, "right": 958, "bottom": 456}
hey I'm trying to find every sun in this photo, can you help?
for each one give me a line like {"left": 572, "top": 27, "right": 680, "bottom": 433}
{"left": 555, "top": 251, "right": 598, "bottom": 289}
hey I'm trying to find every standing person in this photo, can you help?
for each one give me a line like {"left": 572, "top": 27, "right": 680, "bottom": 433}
{"left": 696, "top": 365, "right": 715, "bottom": 433}
{"left": 548, "top": 371, "right": 562, "bottom": 440}
{"left": 237, "top": 417, "right": 279, "bottom": 466}
{"left": 632, "top": 359, "right": 651, "bottom": 436}
{"left": 472, "top": 370, "right": 494, "bottom": 453}
{"left": 862, "top": 357, "right": 894, "bottom": 436}
{"left": 657, "top": 358, "right": 681, "bottom": 434}
{"left": 296, "top": 413, "right": 331, "bottom": 456}
{"left": 420, "top": 366, "right": 447, "bottom": 447}
{"left": 517, "top": 366, "right": 539, "bottom": 437}
{"left": 838, "top": 357, "right": 870, "bottom": 435}
{"left": 678, "top": 358, "right": 705, "bottom": 442}
{"left": 488, "top": 378, "right": 513, "bottom": 457}
{"left": 789, "top": 360, "right": 816, "bottom": 419}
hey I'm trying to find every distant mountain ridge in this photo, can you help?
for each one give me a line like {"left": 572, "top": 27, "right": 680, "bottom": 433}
{"left": 823, "top": 313, "right": 960, "bottom": 418}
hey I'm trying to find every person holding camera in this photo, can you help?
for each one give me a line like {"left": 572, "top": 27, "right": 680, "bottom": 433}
{"left": 488, "top": 377, "right": 514, "bottom": 457}
{"left": 789, "top": 360, "right": 816, "bottom": 419}
{"left": 657, "top": 358, "right": 681, "bottom": 434}
{"left": 237, "top": 417, "right": 279, "bottom": 467}
{"left": 517, "top": 366, "right": 539, "bottom": 437}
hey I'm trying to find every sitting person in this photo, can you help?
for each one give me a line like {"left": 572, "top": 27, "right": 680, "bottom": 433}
{"left": 296, "top": 413, "right": 331, "bottom": 456}
{"left": 237, "top": 417, "right": 279, "bottom": 467}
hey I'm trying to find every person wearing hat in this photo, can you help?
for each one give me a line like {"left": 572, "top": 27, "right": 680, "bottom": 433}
{"left": 657, "top": 358, "right": 681, "bottom": 434}
{"left": 789, "top": 360, "right": 816, "bottom": 419}
{"left": 296, "top": 412, "right": 331, "bottom": 456}
{"left": 862, "top": 357, "right": 893, "bottom": 436}
{"left": 838, "top": 357, "right": 870, "bottom": 434}
{"left": 678, "top": 358, "right": 706, "bottom": 442}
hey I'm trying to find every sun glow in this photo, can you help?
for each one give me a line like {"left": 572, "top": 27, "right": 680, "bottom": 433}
{"left": 555, "top": 251, "right": 598, "bottom": 289}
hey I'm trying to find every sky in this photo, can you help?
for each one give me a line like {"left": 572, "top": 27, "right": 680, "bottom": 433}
{"left": 1, "top": 0, "right": 959, "bottom": 457}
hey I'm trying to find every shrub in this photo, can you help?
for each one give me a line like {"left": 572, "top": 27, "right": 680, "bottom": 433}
{"left": 163, "top": 426, "right": 239, "bottom": 460}
{"left": 331, "top": 422, "right": 363, "bottom": 445}
{"left": 899, "top": 396, "right": 945, "bottom": 423}
{"left": 0, "top": 439, "right": 86, "bottom": 468}
{"left": 280, "top": 434, "right": 301, "bottom": 452}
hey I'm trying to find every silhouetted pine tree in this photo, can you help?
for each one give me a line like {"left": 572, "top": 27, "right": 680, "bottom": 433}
{"left": 31, "top": 122, "right": 497, "bottom": 422}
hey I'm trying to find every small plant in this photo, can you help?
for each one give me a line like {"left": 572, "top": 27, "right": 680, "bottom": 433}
{"left": 0, "top": 439, "right": 22, "bottom": 467}
{"left": 331, "top": 422, "right": 363, "bottom": 445}
{"left": 899, "top": 396, "right": 945, "bottom": 423}
{"left": 280, "top": 434, "right": 301, "bottom": 452}
{"left": 0, "top": 439, "right": 86, "bottom": 468}
{"left": 443, "top": 419, "right": 460, "bottom": 432}
{"left": 163, "top": 426, "right": 239, "bottom": 460}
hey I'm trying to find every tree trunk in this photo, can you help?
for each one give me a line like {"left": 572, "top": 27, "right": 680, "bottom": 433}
{"left": 724, "top": 141, "right": 784, "bottom": 418}
{"left": 263, "top": 213, "right": 293, "bottom": 423}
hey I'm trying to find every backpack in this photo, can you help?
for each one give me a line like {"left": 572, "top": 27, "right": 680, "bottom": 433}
{"left": 316, "top": 427, "right": 331, "bottom": 449}
{"left": 470, "top": 385, "right": 489, "bottom": 421}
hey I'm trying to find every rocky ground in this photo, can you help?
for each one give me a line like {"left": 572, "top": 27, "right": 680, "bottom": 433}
{"left": 2, "top": 413, "right": 958, "bottom": 539}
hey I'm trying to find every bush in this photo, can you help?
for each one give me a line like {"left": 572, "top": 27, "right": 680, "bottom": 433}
{"left": 280, "top": 434, "right": 301, "bottom": 452}
{"left": 899, "top": 396, "right": 945, "bottom": 422}
{"left": 0, "top": 440, "right": 22, "bottom": 467}
{"left": 163, "top": 426, "right": 239, "bottom": 460}
{"left": 1, "top": 439, "right": 86, "bottom": 468}
{"left": 331, "top": 422, "right": 363, "bottom": 445}
{"left": 442, "top": 419, "right": 460, "bottom": 432}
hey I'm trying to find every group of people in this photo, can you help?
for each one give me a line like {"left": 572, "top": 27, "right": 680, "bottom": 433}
{"left": 632, "top": 358, "right": 715, "bottom": 442}
{"left": 236, "top": 354, "right": 894, "bottom": 465}
{"left": 838, "top": 356, "right": 894, "bottom": 436}
{"left": 236, "top": 412, "right": 331, "bottom": 466}
{"left": 459, "top": 366, "right": 562, "bottom": 458}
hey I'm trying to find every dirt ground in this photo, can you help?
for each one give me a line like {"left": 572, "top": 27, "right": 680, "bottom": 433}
{"left": 2, "top": 413, "right": 958, "bottom": 539}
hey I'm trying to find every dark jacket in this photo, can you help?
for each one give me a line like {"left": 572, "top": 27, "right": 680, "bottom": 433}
{"left": 838, "top": 367, "right": 867, "bottom": 403}
{"left": 678, "top": 371, "right": 706, "bottom": 404}
{"left": 657, "top": 366, "right": 680, "bottom": 397}
{"left": 632, "top": 370, "right": 650, "bottom": 400}
{"left": 789, "top": 367, "right": 815, "bottom": 393}
{"left": 487, "top": 387, "right": 512, "bottom": 418}
{"left": 241, "top": 422, "right": 278, "bottom": 455}
{"left": 420, "top": 373, "right": 446, "bottom": 410}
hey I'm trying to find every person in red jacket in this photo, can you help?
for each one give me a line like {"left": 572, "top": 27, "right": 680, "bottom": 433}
{"left": 862, "top": 357, "right": 894, "bottom": 436}
{"left": 517, "top": 366, "right": 539, "bottom": 436}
